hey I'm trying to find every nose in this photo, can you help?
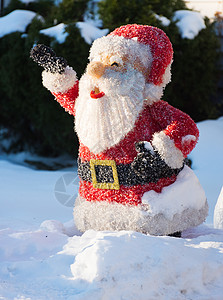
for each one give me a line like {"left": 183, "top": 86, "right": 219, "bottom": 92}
{"left": 87, "top": 61, "right": 105, "bottom": 79}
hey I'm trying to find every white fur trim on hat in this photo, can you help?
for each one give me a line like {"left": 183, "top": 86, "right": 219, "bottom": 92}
{"left": 89, "top": 35, "right": 152, "bottom": 70}
{"left": 42, "top": 66, "right": 77, "bottom": 94}
{"left": 74, "top": 167, "right": 208, "bottom": 235}
{"left": 144, "top": 63, "right": 172, "bottom": 103}
{"left": 152, "top": 131, "right": 184, "bottom": 169}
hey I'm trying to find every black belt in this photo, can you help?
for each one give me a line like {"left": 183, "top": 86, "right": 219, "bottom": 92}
{"left": 78, "top": 157, "right": 183, "bottom": 190}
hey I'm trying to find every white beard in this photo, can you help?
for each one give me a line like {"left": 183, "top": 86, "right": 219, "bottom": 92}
{"left": 75, "top": 67, "right": 146, "bottom": 154}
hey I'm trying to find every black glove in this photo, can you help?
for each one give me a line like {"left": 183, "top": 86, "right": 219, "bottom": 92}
{"left": 30, "top": 44, "right": 67, "bottom": 74}
{"left": 131, "top": 141, "right": 182, "bottom": 183}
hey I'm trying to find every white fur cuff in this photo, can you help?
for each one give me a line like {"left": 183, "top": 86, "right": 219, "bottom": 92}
{"left": 42, "top": 66, "right": 77, "bottom": 94}
{"left": 152, "top": 131, "right": 184, "bottom": 169}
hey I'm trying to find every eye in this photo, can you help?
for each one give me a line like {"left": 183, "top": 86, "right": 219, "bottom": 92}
{"left": 111, "top": 62, "right": 119, "bottom": 67}
{"left": 110, "top": 56, "right": 123, "bottom": 67}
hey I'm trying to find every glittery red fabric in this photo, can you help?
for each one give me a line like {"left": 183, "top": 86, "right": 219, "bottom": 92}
{"left": 110, "top": 24, "right": 173, "bottom": 86}
{"left": 52, "top": 81, "right": 79, "bottom": 116}
{"left": 79, "top": 100, "right": 199, "bottom": 164}
{"left": 78, "top": 100, "right": 199, "bottom": 205}
{"left": 79, "top": 176, "right": 177, "bottom": 206}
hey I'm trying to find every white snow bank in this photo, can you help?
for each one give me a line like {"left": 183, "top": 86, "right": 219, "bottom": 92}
{"left": 190, "top": 117, "right": 223, "bottom": 224}
{"left": 173, "top": 10, "right": 206, "bottom": 39}
{"left": 0, "top": 226, "right": 223, "bottom": 299}
{"left": 40, "top": 23, "right": 68, "bottom": 44}
{"left": 214, "top": 187, "right": 223, "bottom": 229}
{"left": 1, "top": 117, "right": 223, "bottom": 298}
{"left": 0, "top": 9, "right": 38, "bottom": 38}
{"left": 62, "top": 230, "right": 223, "bottom": 299}
{"left": 155, "top": 14, "right": 171, "bottom": 26}
{"left": 76, "top": 22, "right": 109, "bottom": 45}
{"left": 0, "top": 160, "right": 76, "bottom": 229}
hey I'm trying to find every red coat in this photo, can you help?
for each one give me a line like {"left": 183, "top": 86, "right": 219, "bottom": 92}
{"left": 53, "top": 82, "right": 199, "bottom": 206}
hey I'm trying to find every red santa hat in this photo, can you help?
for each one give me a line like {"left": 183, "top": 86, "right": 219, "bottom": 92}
{"left": 89, "top": 24, "right": 173, "bottom": 101}
{"left": 110, "top": 24, "right": 173, "bottom": 86}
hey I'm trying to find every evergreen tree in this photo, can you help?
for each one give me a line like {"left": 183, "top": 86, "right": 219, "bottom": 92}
{"left": 0, "top": 0, "right": 89, "bottom": 156}
{"left": 0, "top": 0, "right": 220, "bottom": 158}
{"left": 98, "top": 0, "right": 186, "bottom": 31}
{"left": 51, "top": 0, "right": 88, "bottom": 24}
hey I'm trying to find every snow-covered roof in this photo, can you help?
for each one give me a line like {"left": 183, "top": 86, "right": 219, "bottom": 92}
{"left": 40, "top": 23, "right": 68, "bottom": 44}
{"left": 173, "top": 10, "right": 206, "bottom": 39}
{"left": 0, "top": 9, "right": 37, "bottom": 38}
{"left": 76, "top": 22, "right": 109, "bottom": 45}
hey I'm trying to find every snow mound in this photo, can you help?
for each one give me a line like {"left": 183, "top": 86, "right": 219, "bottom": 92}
{"left": 76, "top": 22, "right": 109, "bottom": 45}
{"left": 40, "top": 23, "right": 68, "bottom": 44}
{"left": 60, "top": 230, "right": 223, "bottom": 300}
{"left": 190, "top": 117, "right": 223, "bottom": 224}
{"left": 214, "top": 187, "right": 223, "bottom": 229}
{"left": 0, "top": 9, "right": 37, "bottom": 38}
{"left": 173, "top": 10, "right": 206, "bottom": 39}
{"left": 1, "top": 227, "right": 222, "bottom": 299}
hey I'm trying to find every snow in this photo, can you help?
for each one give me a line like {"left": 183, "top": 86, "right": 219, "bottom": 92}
{"left": 190, "top": 117, "right": 223, "bottom": 224}
{"left": 186, "top": 0, "right": 222, "bottom": 19}
{"left": 39, "top": 22, "right": 109, "bottom": 45}
{"left": 76, "top": 22, "right": 109, "bottom": 45}
{"left": 214, "top": 187, "right": 223, "bottom": 229}
{"left": 154, "top": 14, "right": 171, "bottom": 26}
{"left": 1, "top": 117, "right": 223, "bottom": 299}
{"left": 20, "top": 0, "right": 36, "bottom": 3}
{"left": 173, "top": 10, "right": 206, "bottom": 39}
{"left": 40, "top": 23, "right": 68, "bottom": 44}
{"left": 0, "top": 9, "right": 37, "bottom": 38}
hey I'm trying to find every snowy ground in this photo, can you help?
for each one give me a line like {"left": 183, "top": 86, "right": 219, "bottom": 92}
{"left": 1, "top": 118, "right": 223, "bottom": 299}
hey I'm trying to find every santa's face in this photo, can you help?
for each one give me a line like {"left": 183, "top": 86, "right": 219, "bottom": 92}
{"left": 74, "top": 52, "right": 147, "bottom": 154}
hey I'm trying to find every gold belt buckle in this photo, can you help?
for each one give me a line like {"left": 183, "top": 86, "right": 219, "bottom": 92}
{"left": 90, "top": 159, "right": 120, "bottom": 190}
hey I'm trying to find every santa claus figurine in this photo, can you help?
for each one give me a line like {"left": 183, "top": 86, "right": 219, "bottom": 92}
{"left": 31, "top": 24, "right": 208, "bottom": 236}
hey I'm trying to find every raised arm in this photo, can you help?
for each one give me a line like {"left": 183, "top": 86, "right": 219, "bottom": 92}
{"left": 30, "top": 44, "right": 78, "bottom": 116}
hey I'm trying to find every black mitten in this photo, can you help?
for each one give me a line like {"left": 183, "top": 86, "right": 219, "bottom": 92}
{"left": 131, "top": 141, "right": 182, "bottom": 183}
{"left": 30, "top": 44, "right": 67, "bottom": 74}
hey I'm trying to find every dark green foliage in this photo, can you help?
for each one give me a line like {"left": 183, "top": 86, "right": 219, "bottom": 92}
{"left": 164, "top": 19, "right": 220, "bottom": 121}
{"left": 0, "top": 32, "right": 77, "bottom": 156}
{"left": 4, "top": 0, "right": 54, "bottom": 18}
{"left": 0, "top": 0, "right": 220, "bottom": 158}
{"left": 98, "top": 0, "right": 157, "bottom": 31}
{"left": 150, "top": 0, "right": 186, "bottom": 18}
{"left": 0, "top": 0, "right": 89, "bottom": 156}
{"left": 98, "top": 0, "right": 186, "bottom": 31}
{"left": 52, "top": 24, "right": 90, "bottom": 78}
{"left": 51, "top": 0, "right": 88, "bottom": 24}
